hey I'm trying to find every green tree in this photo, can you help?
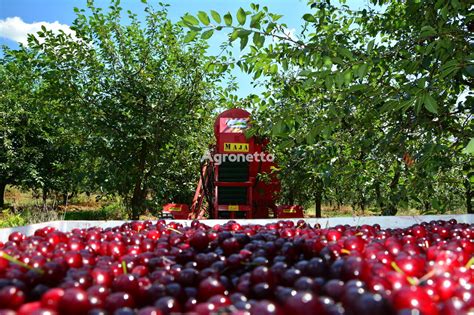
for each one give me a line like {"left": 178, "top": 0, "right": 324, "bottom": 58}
{"left": 184, "top": 0, "right": 473, "bottom": 215}
{"left": 18, "top": 0, "right": 227, "bottom": 219}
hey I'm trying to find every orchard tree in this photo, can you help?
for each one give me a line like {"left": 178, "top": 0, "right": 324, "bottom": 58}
{"left": 183, "top": 0, "right": 473, "bottom": 215}
{"left": 13, "top": 0, "right": 229, "bottom": 218}
{"left": 0, "top": 60, "right": 41, "bottom": 208}
{"left": 0, "top": 49, "right": 91, "bottom": 209}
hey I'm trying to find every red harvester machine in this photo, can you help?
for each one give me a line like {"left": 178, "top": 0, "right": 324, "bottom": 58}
{"left": 163, "top": 108, "right": 303, "bottom": 219}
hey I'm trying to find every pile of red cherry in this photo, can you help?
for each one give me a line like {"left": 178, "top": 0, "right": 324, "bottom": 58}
{"left": 0, "top": 219, "right": 472, "bottom": 314}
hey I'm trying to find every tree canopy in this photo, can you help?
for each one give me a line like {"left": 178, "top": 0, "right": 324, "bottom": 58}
{"left": 1, "top": 0, "right": 230, "bottom": 218}
{"left": 0, "top": 0, "right": 472, "bottom": 218}
{"left": 182, "top": 0, "right": 473, "bottom": 215}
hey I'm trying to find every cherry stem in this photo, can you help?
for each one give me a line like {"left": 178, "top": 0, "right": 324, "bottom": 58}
{"left": 296, "top": 222, "right": 305, "bottom": 229}
{"left": 466, "top": 257, "right": 474, "bottom": 269}
{"left": 166, "top": 227, "right": 183, "bottom": 235}
{"left": 341, "top": 249, "right": 351, "bottom": 255}
{"left": 391, "top": 261, "right": 418, "bottom": 286}
{"left": 121, "top": 261, "right": 127, "bottom": 274}
{"left": 419, "top": 269, "right": 437, "bottom": 283}
{"left": 0, "top": 251, "right": 43, "bottom": 274}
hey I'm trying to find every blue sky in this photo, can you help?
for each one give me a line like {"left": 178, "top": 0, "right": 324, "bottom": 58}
{"left": 0, "top": 0, "right": 368, "bottom": 97}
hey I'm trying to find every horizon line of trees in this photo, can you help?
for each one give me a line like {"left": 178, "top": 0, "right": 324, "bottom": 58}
{"left": 1, "top": 0, "right": 472, "bottom": 219}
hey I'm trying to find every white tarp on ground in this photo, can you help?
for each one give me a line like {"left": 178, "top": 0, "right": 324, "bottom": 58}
{"left": 0, "top": 214, "right": 472, "bottom": 242}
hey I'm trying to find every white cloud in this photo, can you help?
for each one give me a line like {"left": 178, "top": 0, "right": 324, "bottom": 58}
{"left": 0, "top": 16, "right": 75, "bottom": 46}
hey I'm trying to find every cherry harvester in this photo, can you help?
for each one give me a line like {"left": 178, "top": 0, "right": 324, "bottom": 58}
{"left": 163, "top": 108, "right": 303, "bottom": 219}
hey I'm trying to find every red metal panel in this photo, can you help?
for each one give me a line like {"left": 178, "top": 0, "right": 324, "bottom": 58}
{"left": 187, "top": 107, "right": 299, "bottom": 219}
{"left": 162, "top": 203, "right": 190, "bottom": 219}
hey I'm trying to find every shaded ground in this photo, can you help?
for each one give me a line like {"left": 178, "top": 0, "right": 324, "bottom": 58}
{"left": 1, "top": 186, "right": 465, "bottom": 228}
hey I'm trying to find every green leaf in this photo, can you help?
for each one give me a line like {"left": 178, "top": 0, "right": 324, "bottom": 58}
{"left": 41, "top": 25, "right": 47, "bottom": 32}
{"left": 253, "top": 68, "right": 263, "bottom": 79}
{"left": 224, "top": 12, "right": 233, "bottom": 26}
{"left": 270, "top": 64, "right": 278, "bottom": 74}
{"left": 337, "top": 47, "right": 354, "bottom": 60}
{"left": 250, "top": 12, "right": 264, "bottom": 28}
{"left": 463, "top": 138, "right": 474, "bottom": 154}
{"left": 201, "top": 29, "right": 214, "bottom": 39}
{"left": 302, "top": 14, "right": 316, "bottom": 22}
{"left": 272, "top": 120, "right": 285, "bottom": 136}
{"left": 367, "top": 40, "right": 375, "bottom": 53}
{"left": 423, "top": 93, "right": 438, "bottom": 114}
{"left": 229, "top": 29, "right": 239, "bottom": 42}
{"left": 335, "top": 72, "right": 344, "bottom": 88}
{"left": 357, "top": 63, "right": 368, "bottom": 78}
{"left": 343, "top": 71, "right": 353, "bottom": 85}
{"left": 237, "top": 8, "right": 246, "bottom": 25}
{"left": 440, "top": 61, "right": 460, "bottom": 78}
{"left": 197, "top": 11, "right": 210, "bottom": 25}
{"left": 237, "top": 29, "right": 252, "bottom": 37}
{"left": 252, "top": 32, "right": 265, "bottom": 48}
{"left": 210, "top": 10, "right": 221, "bottom": 23}
{"left": 420, "top": 26, "right": 437, "bottom": 37}
{"left": 182, "top": 14, "right": 199, "bottom": 26}
{"left": 298, "top": 70, "right": 312, "bottom": 77}
{"left": 240, "top": 35, "right": 249, "bottom": 50}
{"left": 183, "top": 31, "right": 197, "bottom": 43}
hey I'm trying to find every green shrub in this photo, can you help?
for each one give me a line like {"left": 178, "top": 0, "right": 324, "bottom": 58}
{"left": 64, "top": 201, "right": 127, "bottom": 220}
{"left": 0, "top": 210, "right": 27, "bottom": 228}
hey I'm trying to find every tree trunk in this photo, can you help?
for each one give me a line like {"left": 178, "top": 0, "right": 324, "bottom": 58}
{"left": 374, "top": 182, "right": 384, "bottom": 210}
{"left": 42, "top": 188, "right": 48, "bottom": 210}
{"left": 382, "top": 162, "right": 401, "bottom": 216}
{"left": 0, "top": 182, "right": 6, "bottom": 209}
{"left": 335, "top": 187, "right": 342, "bottom": 210}
{"left": 287, "top": 188, "right": 295, "bottom": 205}
{"left": 424, "top": 201, "right": 432, "bottom": 212}
{"left": 63, "top": 192, "right": 68, "bottom": 207}
{"left": 130, "top": 140, "right": 148, "bottom": 220}
{"left": 465, "top": 177, "right": 473, "bottom": 214}
{"left": 314, "top": 178, "right": 323, "bottom": 218}
{"left": 360, "top": 195, "right": 366, "bottom": 214}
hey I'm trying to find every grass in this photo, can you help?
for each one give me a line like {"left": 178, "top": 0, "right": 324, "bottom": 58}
{"left": 1, "top": 186, "right": 467, "bottom": 228}
{"left": 304, "top": 204, "right": 466, "bottom": 218}
{"left": 1, "top": 186, "right": 130, "bottom": 227}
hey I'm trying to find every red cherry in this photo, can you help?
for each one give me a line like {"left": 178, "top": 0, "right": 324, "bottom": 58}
{"left": 137, "top": 306, "right": 163, "bottom": 315}
{"left": 112, "top": 274, "right": 140, "bottom": 297}
{"left": 154, "top": 296, "right": 181, "bottom": 314}
{"left": 198, "top": 277, "right": 226, "bottom": 301}
{"left": 343, "top": 236, "right": 365, "bottom": 252}
{"left": 326, "top": 229, "right": 342, "bottom": 242}
{"left": 190, "top": 230, "right": 210, "bottom": 251}
{"left": 0, "top": 286, "right": 25, "bottom": 310}
{"left": 394, "top": 254, "right": 425, "bottom": 278}
{"left": 58, "top": 288, "right": 91, "bottom": 315}
{"left": 434, "top": 275, "right": 457, "bottom": 301}
{"left": 391, "top": 286, "right": 438, "bottom": 314}
{"left": 64, "top": 252, "right": 83, "bottom": 268}
{"left": 284, "top": 292, "right": 325, "bottom": 314}
{"left": 17, "top": 301, "right": 43, "bottom": 315}
{"left": 8, "top": 232, "right": 25, "bottom": 243}
{"left": 41, "top": 288, "right": 64, "bottom": 310}
{"left": 104, "top": 292, "right": 135, "bottom": 312}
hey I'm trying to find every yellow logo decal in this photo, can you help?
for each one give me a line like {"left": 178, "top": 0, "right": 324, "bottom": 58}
{"left": 228, "top": 205, "right": 240, "bottom": 211}
{"left": 224, "top": 143, "right": 249, "bottom": 152}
